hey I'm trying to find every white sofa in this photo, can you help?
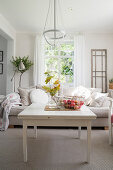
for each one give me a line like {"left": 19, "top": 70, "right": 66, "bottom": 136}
{"left": 61, "top": 86, "right": 110, "bottom": 127}
{"left": 8, "top": 86, "right": 111, "bottom": 127}
{"left": 9, "top": 106, "right": 109, "bottom": 127}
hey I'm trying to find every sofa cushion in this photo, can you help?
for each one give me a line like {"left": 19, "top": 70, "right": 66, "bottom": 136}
{"left": 91, "top": 92, "right": 108, "bottom": 100}
{"left": 89, "top": 88, "right": 102, "bottom": 93}
{"left": 90, "top": 96, "right": 106, "bottom": 107}
{"left": 9, "top": 105, "right": 27, "bottom": 116}
{"left": 30, "top": 89, "right": 48, "bottom": 106}
{"left": 89, "top": 107, "right": 109, "bottom": 118}
{"left": 18, "top": 87, "right": 36, "bottom": 106}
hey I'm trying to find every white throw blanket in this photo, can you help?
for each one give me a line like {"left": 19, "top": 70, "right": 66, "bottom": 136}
{"left": 0, "top": 93, "right": 21, "bottom": 131}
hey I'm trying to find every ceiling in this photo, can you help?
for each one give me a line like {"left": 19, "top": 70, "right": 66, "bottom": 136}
{"left": 0, "top": 0, "right": 113, "bottom": 33}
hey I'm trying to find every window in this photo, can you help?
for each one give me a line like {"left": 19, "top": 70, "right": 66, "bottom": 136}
{"left": 43, "top": 40, "right": 74, "bottom": 86}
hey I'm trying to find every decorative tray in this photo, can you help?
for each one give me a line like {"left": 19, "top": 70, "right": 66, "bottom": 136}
{"left": 44, "top": 105, "right": 80, "bottom": 111}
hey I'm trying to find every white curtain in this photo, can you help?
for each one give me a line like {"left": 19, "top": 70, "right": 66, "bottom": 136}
{"left": 33, "top": 35, "right": 45, "bottom": 85}
{"left": 74, "top": 34, "right": 85, "bottom": 87}
{"left": 34, "top": 34, "right": 85, "bottom": 87}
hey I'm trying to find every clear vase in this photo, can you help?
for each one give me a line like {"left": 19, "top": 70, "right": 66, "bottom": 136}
{"left": 48, "top": 95, "right": 57, "bottom": 108}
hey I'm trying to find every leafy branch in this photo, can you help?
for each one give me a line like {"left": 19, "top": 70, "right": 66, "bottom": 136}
{"left": 42, "top": 71, "right": 60, "bottom": 97}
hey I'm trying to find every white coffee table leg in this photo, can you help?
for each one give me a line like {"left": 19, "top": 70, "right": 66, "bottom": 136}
{"left": 78, "top": 126, "right": 81, "bottom": 139}
{"left": 34, "top": 126, "right": 37, "bottom": 138}
{"left": 87, "top": 121, "right": 91, "bottom": 163}
{"left": 23, "top": 123, "right": 27, "bottom": 162}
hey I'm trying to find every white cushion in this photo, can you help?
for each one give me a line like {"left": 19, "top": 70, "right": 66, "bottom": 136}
{"left": 30, "top": 89, "right": 48, "bottom": 106}
{"left": 90, "top": 96, "right": 105, "bottom": 107}
{"left": 101, "top": 97, "right": 110, "bottom": 107}
{"left": 90, "top": 96, "right": 109, "bottom": 107}
{"left": 18, "top": 87, "right": 36, "bottom": 106}
{"left": 91, "top": 92, "right": 108, "bottom": 100}
{"left": 90, "top": 92, "right": 108, "bottom": 106}
{"left": 73, "top": 86, "right": 91, "bottom": 99}
{"left": 89, "top": 88, "right": 102, "bottom": 93}
{"left": 73, "top": 86, "right": 91, "bottom": 105}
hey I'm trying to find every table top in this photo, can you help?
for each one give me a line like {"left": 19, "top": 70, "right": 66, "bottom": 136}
{"left": 18, "top": 103, "right": 96, "bottom": 120}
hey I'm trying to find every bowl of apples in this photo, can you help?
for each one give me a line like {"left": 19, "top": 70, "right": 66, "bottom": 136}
{"left": 63, "top": 99, "right": 84, "bottom": 110}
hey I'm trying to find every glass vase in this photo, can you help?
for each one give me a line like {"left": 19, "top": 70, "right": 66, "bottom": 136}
{"left": 48, "top": 95, "right": 57, "bottom": 108}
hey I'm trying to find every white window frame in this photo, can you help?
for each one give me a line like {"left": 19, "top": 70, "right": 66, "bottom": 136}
{"left": 42, "top": 39, "right": 75, "bottom": 87}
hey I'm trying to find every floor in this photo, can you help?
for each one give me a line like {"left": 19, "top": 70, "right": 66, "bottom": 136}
{"left": 0, "top": 128, "right": 113, "bottom": 170}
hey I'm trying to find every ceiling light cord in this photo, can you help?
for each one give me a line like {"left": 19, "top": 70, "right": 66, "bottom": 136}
{"left": 43, "top": 0, "right": 66, "bottom": 46}
{"left": 43, "top": 0, "right": 51, "bottom": 32}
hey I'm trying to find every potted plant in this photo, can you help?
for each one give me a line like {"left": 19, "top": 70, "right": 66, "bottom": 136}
{"left": 11, "top": 56, "right": 33, "bottom": 87}
{"left": 109, "top": 78, "right": 113, "bottom": 89}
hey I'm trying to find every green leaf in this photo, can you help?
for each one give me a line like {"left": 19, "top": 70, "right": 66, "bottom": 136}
{"left": 11, "top": 56, "right": 33, "bottom": 73}
{"left": 45, "top": 76, "right": 54, "bottom": 84}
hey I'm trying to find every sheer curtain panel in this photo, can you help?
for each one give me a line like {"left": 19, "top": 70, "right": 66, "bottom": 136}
{"left": 33, "top": 35, "right": 44, "bottom": 85}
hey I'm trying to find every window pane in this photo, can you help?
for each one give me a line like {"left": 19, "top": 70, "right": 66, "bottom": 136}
{"left": 45, "top": 44, "right": 59, "bottom": 56}
{"left": 60, "top": 58, "right": 74, "bottom": 84}
{"left": 60, "top": 51, "right": 66, "bottom": 56}
{"left": 60, "top": 43, "right": 74, "bottom": 56}
{"left": 45, "top": 58, "right": 58, "bottom": 82}
{"left": 45, "top": 50, "right": 58, "bottom": 56}
{"left": 60, "top": 43, "right": 74, "bottom": 51}
{"left": 44, "top": 40, "right": 74, "bottom": 86}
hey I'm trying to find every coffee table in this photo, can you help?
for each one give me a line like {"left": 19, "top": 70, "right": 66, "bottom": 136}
{"left": 18, "top": 103, "right": 96, "bottom": 163}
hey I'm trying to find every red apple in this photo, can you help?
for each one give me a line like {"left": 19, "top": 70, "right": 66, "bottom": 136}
{"left": 71, "top": 100, "right": 75, "bottom": 104}
{"left": 70, "top": 103, "right": 75, "bottom": 109}
{"left": 74, "top": 105, "right": 80, "bottom": 110}
{"left": 63, "top": 100, "right": 67, "bottom": 104}
{"left": 80, "top": 101, "right": 84, "bottom": 106}
{"left": 70, "top": 103, "right": 75, "bottom": 107}
{"left": 67, "top": 100, "right": 71, "bottom": 104}
{"left": 76, "top": 106, "right": 80, "bottom": 109}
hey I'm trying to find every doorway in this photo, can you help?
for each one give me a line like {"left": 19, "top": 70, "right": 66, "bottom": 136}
{"left": 0, "top": 29, "right": 15, "bottom": 95}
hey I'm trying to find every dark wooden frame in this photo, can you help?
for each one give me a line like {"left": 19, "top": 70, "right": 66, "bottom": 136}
{"left": 0, "top": 51, "right": 3, "bottom": 62}
{"left": 0, "top": 63, "right": 3, "bottom": 74}
{"left": 91, "top": 49, "right": 107, "bottom": 93}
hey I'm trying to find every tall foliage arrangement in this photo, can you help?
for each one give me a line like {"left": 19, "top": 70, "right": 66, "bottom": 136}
{"left": 11, "top": 56, "right": 33, "bottom": 87}
{"left": 42, "top": 71, "right": 60, "bottom": 105}
{"left": 42, "top": 71, "right": 60, "bottom": 97}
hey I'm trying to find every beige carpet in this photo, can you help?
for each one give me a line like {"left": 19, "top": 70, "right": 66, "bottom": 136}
{"left": 0, "top": 128, "right": 113, "bottom": 170}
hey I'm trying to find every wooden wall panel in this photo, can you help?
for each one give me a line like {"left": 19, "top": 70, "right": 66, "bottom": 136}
{"left": 91, "top": 49, "right": 107, "bottom": 93}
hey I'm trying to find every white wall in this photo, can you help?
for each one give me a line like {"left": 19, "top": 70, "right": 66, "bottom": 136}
{"left": 14, "top": 32, "right": 113, "bottom": 91}
{"left": 0, "top": 15, "right": 16, "bottom": 40}
{"left": 0, "top": 35, "right": 7, "bottom": 95}
{"left": 6, "top": 39, "right": 15, "bottom": 94}
{"left": 84, "top": 33, "right": 113, "bottom": 88}
{"left": 15, "top": 33, "right": 35, "bottom": 90}
{"left": 0, "top": 15, "right": 16, "bottom": 95}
